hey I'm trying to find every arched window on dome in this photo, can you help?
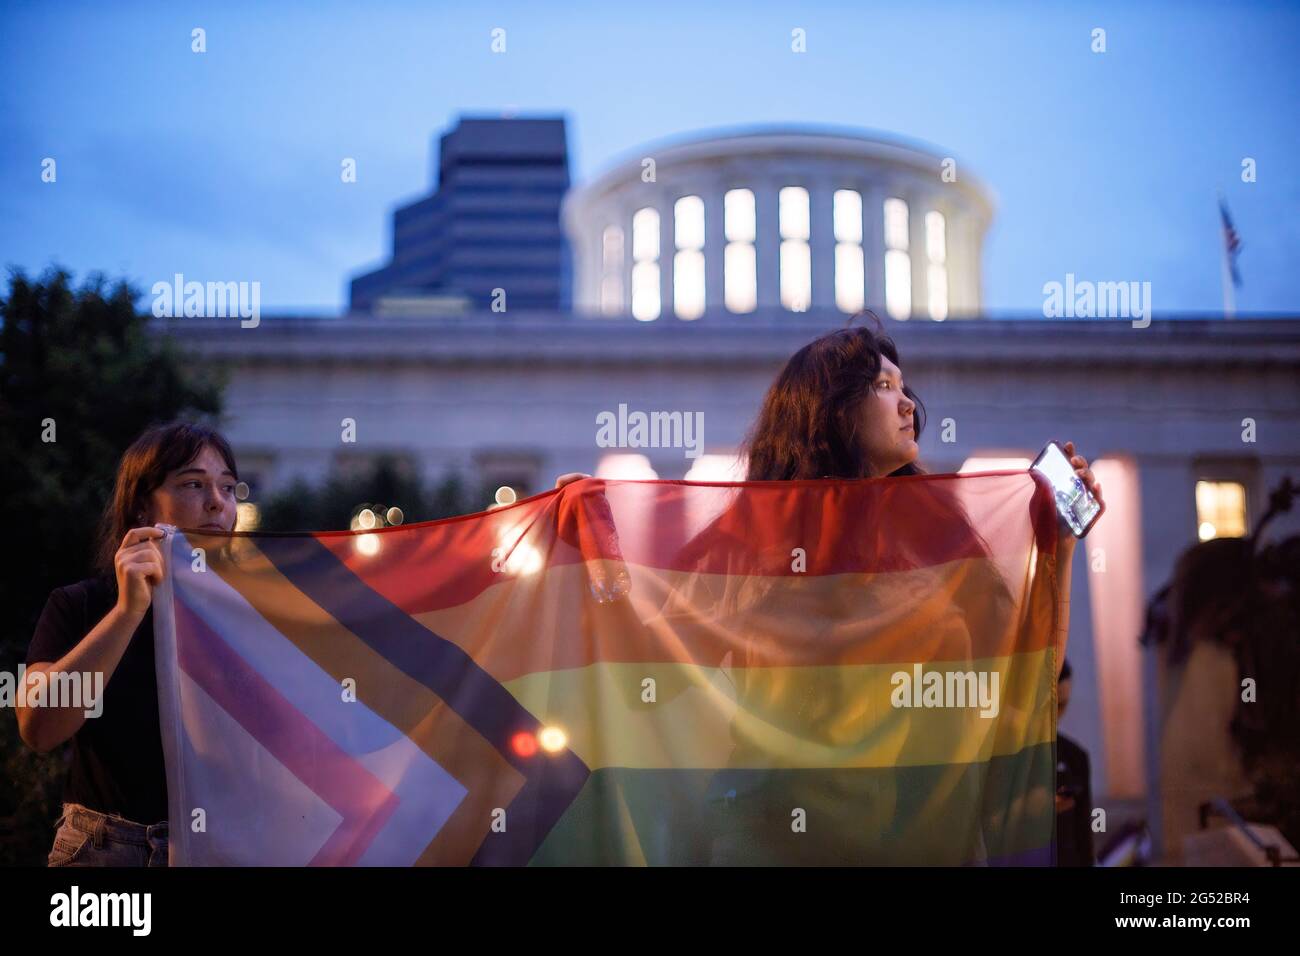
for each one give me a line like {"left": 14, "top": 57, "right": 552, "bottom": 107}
{"left": 833, "top": 189, "right": 865, "bottom": 314}
{"left": 600, "top": 224, "right": 624, "bottom": 316}
{"left": 883, "top": 197, "right": 911, "bottom": 320}
{"left": 724, "top": 188, "right": 756, "bottom": 313}
{"left": 674, "top": 195, "right": 705, "bottom": 320}
{"left": 779, "top": 186, "right": 811, "bottom": 312}
{"left": 925, "top": 210, "right": 948, "bottom": 321}
{"left": 631, "top": 207, "right": 660, "bottom": 321}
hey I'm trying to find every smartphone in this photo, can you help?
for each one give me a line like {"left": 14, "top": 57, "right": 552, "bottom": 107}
{"left": 1031, "top": 441, "right": 1104, "bottom": 538}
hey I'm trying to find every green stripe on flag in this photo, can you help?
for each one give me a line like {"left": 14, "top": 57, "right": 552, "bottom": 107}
{"left": 530, "top": 742, "right": 1055, "bottom": 865}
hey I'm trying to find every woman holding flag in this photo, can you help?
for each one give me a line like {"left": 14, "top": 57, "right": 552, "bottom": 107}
{"left": 552, "top": 309, "right": 1104, "bottom": 864}
{"left": 557, "top": 309, "right": 1103, "bottom": 680}
{"left": 18, "top": 422, "right": 242, "bottom": 866}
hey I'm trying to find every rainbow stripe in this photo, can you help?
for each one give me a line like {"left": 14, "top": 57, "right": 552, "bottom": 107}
{"left": 153, "top": 471, "right": 1060, "bottom": 865}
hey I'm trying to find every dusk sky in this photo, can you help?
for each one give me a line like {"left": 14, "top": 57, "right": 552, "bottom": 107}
{"left": 2, "top": 0, "right": 1297, "bottom": 316}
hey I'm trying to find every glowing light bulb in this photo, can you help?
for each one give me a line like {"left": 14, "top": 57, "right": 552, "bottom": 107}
{"left": 510, "top": 732, "right": 538, "bottom": 758}
{"left": 538, "top": 726, "right": 567, "bottom": 753}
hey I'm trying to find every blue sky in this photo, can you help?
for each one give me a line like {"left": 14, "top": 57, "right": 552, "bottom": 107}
{"left": 2, "top": 0, "right": 1297, "bottom": 316}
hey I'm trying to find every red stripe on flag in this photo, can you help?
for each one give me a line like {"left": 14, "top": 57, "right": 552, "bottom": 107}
{"left": 312, "top": 473, "right": 1053, "bottom": 618}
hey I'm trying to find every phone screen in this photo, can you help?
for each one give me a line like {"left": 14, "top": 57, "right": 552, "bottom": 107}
{"left": 1031, "top": 442, "right": 1103, "bottom": 538}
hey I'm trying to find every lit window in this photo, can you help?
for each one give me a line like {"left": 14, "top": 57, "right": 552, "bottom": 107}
{"left": 632, "top": 207, "right": 659, "bottom": 260}
{"left": 683, "top": 454, "right": 747, "bottom": 482}
{"left": 724, "top": 189, "right": 756, "bottom": 313}
{"left": 596, "top": 453, "right": 659, "bottom": 479}
{"left": 724, "top": 243, "right": 756, "bottom": 314}
{"left": 600, "top": 225, "right": 624, "bottom": 316}
{"left": 1196, "top": 480, "right": 1247, "bottom": 540}
{"left": 836, "top": 245, "right": 865, "bottom": 314}
{"left": 779, "top": 186, "right": 810, "bottom": 312}
{"left": 725, "top": 188, "right": 756, "bottom": 242}
{"left": 925, "top": 210, "right": 947, "bottom": 321}
{"left": 675, "top": 195, "right": 705, "bottom": 250}
{"left": 834, "top": 189, "right": 863, "bottom": 244}
{"left": 631, "top": 207, "right": 660, "bottom": 321}
{"left": 927, "top": 264, "right": 948, "bottom": 321}
{"left": 959, "top": 456, "right": 1033, "bottom": 473}
{"left": 603, "top": 225, "right": 624, "bottom": 269}
{"left": 780, "top": 241, "right": 810, "bottom": 313}
{"left": 885, "top": 251, "right": 911, "bottom": 319}
{"left": 779, "top": 186, "right": 810, "bottom": 240}
{"left": 884, "top": 197, "right": 909, "bottom": 251}
{"left": 600, "top": 276, "right": 622, "bottom": 315}
{"left": 834, "top": 189, "right": 864, "bottom": 313}
{"left": 925, "top": 210, "right": 946, "bottom": 263}
{"left": 673, "top": 195, "right": 705, "bottom": 320}
{"left": 884, "top": 197, "right": 911, "bottom": 320}
{"left": 674, "top": 252, "right": 705, "bottom": 320}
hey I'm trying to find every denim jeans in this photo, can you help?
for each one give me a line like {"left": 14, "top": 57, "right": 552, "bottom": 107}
{"left": 47, "top": 802, "right": 169, "bottom": 867}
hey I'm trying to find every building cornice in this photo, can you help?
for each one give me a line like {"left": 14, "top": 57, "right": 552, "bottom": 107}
{"left": 154, "top": 312, "right": 1300, "bottom": 370}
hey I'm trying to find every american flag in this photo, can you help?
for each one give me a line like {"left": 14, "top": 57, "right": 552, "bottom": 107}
{"left": 1219, "top": 197, "right": 1243, "bottom": 287}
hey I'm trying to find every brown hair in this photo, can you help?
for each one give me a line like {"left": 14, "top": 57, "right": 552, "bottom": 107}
{"left": 94, "top": 422, "right": 239, "bottom": 577}
{"left": 743, "top": 311, "right": 926, "bottom": 480}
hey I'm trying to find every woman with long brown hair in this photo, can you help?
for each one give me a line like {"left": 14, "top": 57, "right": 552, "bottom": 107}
{"left": 541, "top": 312, "right": 1101, "bottom": 863}
{"left": 17, "top": 422, "right": 240, "bottom": 866}
{"left": 742, "top": 312, "right": 926, "bottom": 482}
{"left": 740, "top": 310, "right": 1096, "bottom": 663}
{"left": 667, "top": 311, "right": 1102, "bottom": 863}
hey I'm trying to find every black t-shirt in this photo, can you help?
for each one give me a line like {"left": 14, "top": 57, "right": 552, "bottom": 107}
{"left": 26, "top": 575, "right": 169, "bottom": 825}
{"left": 1055, "top": 731, "right": 1096, "bottom": 866}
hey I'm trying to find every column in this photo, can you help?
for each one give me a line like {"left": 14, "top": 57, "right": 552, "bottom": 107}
{"left": 584, "top": 226, "right": 603, "bottom": 316}
{"left": 942, "top": 206, "right": 969, "bottom": 319}
{"left": 908, "top": 190, "right": 929, "bottom": 321}
{"left": 755, "top": 181, "right": 781, "bottom": 310}
{"left": 621, "top": 202, "right": 635, "bottom": 317}
{"left": 809, "top": 178, "right": 836, "bottom": 312}
{"left": 948, "top": 206, "right": 981, "bottom": 319}
{"left": 658, "top": 195, "right": 674, "bottom": 320}
{"left": 863, "top": 182, "right": 886, "bottom": 315}
{"left": 705, "top": 181, "right": 726, "bottom": 313}
{"left": 968, "top": 216, "right": 987, "bottom": 316}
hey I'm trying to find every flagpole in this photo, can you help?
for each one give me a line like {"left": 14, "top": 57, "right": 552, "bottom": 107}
{"left": 1218, "top": 192, "right": 1236, "bottom": 320}
{"left": 1221, "top": 242, "right": 1236, "bottom": 319}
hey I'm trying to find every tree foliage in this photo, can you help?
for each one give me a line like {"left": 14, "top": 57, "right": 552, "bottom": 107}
{"left": 0, "top": 267, "right": 225, "bottom": 865}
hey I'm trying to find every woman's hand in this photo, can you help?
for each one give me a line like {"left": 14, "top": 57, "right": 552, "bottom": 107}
{"left": 554, "top": 472, "right": 592, "bottom": 489}
{"left": 1060, "top": 441, "right": 1103, "bottom": 509}
{"left": 1054, "top": 441, "right": 1103, "bottom": 548}
{"left": 114, "top": 527, "right": 166, "bottom": 618}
